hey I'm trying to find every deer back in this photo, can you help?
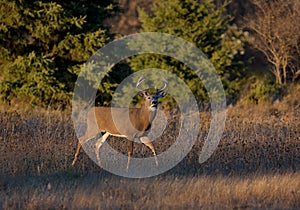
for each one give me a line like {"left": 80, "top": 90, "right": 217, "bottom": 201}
{"left": 89, "top": 106, "right": 155, "bottom": 139}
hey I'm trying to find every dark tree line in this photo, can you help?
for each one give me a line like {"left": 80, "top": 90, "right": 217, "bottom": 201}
{"left": 0, "top": 0, "right": 298, "bottom": 108}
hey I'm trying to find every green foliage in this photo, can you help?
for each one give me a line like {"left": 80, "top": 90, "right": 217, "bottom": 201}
{"left": 1, "top": 51, "right": 68, "bottom": 106}
{"left": 245, "top": 75, "right": 282, "bottom": 104}
{"left": 0, "top": 0, "right": 116, "bottom": 108}
{"left": 129, "top": 0, "right": 247, "bottom": 103}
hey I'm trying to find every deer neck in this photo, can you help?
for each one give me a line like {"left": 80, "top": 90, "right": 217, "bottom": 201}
{"left": 140, "top": 104, "right": 157, "bottom": 126}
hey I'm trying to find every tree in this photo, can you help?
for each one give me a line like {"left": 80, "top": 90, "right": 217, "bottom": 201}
{"left": 244, "top": 0, "right": 300, "bottom": 85}
{"left": 129, "top": 0, "right": 247, "bottom": 103}
{"left": 0, "top": 0, "right": 117, "bottom": 108}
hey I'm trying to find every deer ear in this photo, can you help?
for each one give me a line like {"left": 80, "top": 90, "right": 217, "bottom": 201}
{"left": 158, "top": 90, "right": 167, "bottom": 98}
{"left": 138, "top": 91, "right": 145, "bottom": 97}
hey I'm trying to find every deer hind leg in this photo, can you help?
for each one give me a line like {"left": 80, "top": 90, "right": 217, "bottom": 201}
{"left": 140, "top": 136, "right": 158, "bottom": 167}
{"left": 94, "top": 132, "right": 110, "bottom": 167}
{"left": 72, "top": 135, "right": 93, "bottom": 167}
{"left": 72, "top": 140, "right": 82, "bottom": 167}
{"left": 126, "top": 140, "right": 134, "bottom": 171}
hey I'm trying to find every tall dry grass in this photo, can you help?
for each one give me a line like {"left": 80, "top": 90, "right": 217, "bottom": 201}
{"left": 1, "top": 171, "right": 300, "bottom": 209}
{"left": 0, "top": 98, "right": 299, "bottom": 209}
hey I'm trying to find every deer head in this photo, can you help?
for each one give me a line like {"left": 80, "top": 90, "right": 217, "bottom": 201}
{"left": 136, "top": 76, "right": 168, "bottom": 111}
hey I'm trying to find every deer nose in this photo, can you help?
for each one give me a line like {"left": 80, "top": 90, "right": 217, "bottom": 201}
{"left": 151, "top": 100, "right": 158, "bottom": 106}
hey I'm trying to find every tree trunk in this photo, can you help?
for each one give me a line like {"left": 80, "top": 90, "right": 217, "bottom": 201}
{"left": 282, "top": 57, "right": 288, "bottom": 84}
{"left": 273, "top": 64, "right": 282, "bottom": 85}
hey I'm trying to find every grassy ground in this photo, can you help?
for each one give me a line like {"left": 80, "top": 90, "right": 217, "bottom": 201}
{"left": 1, "top": 172, "right": 300, "bottom": 209}
{"left": 0, "top": 97, "right": 299, "bottom": 209}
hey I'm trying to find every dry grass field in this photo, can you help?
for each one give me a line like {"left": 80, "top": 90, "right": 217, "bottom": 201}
{"left": 0, "top": 95, "right": 299, "bottom": 209}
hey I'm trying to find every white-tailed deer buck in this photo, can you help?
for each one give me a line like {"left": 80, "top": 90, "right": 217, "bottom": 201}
{"left": 72, "top": 77, "right": 168, "bottom": 170}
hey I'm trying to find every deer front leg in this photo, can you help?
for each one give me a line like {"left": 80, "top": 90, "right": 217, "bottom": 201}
{"left": 126, "top": 140, "right": 134, "bottom": 171}
{"left": 94, "top": 132, "right": 110, "bottom": 167}
{"left": 140, "top": 136, "right": 158, "bottom": 167}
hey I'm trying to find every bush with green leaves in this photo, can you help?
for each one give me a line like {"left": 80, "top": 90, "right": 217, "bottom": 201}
{"left": 245, "top": 75, "right": 283, "bottom": 104}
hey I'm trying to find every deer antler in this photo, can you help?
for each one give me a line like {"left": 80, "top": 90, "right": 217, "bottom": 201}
{"left": 158, "top": 78, "right": 168, "bottom": 92}
{"left": 137, "top": 76, "right": 168, "bottom": 92}
{"left": 136, "top": 76, "right": 145, "bottom": 91}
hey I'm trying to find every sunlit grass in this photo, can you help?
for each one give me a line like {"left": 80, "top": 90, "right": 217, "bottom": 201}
{"left": 0, "top": 100, "right": 299, "bottom": 209}
{"left": 1, "top": 172, "right": 299, "bottom": 209}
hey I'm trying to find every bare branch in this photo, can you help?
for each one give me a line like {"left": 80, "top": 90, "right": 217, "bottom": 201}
{"left": 244, "top": 0, "right": 300, "bottom": 84}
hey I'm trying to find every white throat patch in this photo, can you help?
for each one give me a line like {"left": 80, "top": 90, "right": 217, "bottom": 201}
{"left": 149, "top": 106, "right": 157, "bottom": 112}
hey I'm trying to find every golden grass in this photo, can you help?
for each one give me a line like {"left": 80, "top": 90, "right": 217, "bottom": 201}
{"left": 1, "top": 172, "right": 299, "bottom": 209}
{"left": 0, "top": 98, "right": 299, "bottom": 209}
